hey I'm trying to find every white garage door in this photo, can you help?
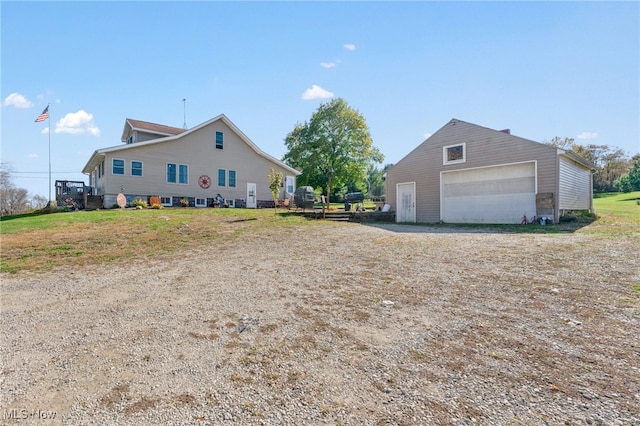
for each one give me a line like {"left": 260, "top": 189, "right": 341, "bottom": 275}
{"left": 441, "top": 162, "right": 536, "bottom": 224}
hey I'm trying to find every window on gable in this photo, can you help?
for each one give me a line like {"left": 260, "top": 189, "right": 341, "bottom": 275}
{"left": 216, "top": 131, "right": 224, "bottom": 149}
{"left": 228, "top": 170, "right": 236, "bottom": 188}
{"left": 218, "top": 169, "right": 226, "bottom": 186}
{"left": 443, "top": 143, "right": 466, "bottom": 165}
{"left": 127, "top": 135, "right": 134, "bottom": 144}
{"left": 113, "top": 159, "right": 125, "bottom": 175}
{"left": 179, "top": 164, "right": 188, "bottom": 184}
{"left": 167, "top": 163, "right": 177, "bottom": 183}
{"left": 131, "top": 161, "right": 143, "bottom": 177}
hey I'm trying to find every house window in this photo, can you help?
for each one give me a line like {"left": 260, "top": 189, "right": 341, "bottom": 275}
{"left": 127, "top": 136, "right": 134, "bottom": 144}
{"left": 443, "top": 143, "right": 466, "bottom": 165}
{"left": 167, "top": 163, "right": 177, "bottom": 183}
{"left": 168, "top": 163, "right": 187, "bottom": 184}
{"left": 160, "top": 196, "right": 172, "bottom": 207}
{"left": 216, "top": 131, "right": 223, "bottom": 149}
{"left": 112, "top": 159, "right": 125, "bottom": 175}
{"left": 286, "top": 175, "right": 294, "bottom": 194}
{"left": 131, "top": 161, "right": 143, "bottom": 177}
{"left": 218, "top": 169, "right": 226, "bottom": 186}
{"left": 228, "top": 170, "right": 236, "bottom": 188}
{"left": 195, "top": 198, "right": 206, "bottom": 208}
{"left": 179, "top": 164, "right": 188, "bottom": 184}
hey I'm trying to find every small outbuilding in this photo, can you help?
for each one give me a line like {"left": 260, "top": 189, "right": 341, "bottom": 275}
{"left": 385, "top": 119, "right": 595, "bottom": 224}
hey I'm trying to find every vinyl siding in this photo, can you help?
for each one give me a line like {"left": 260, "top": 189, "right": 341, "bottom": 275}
{"left": 386, "top": 119, "right": 560, "bottom": 223}
{"left": 558, "top": 156, "right": 591, "bottom": 210}
{"left": 92, "top": 117, "right": 296, "bottom": 206}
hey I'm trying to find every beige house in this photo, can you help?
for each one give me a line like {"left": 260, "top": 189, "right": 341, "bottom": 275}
{"left": 385, "top": 119, "right": 594, "bottom": 224}
{"left": 82, "top": 114, "right": 300, "bottom": 208}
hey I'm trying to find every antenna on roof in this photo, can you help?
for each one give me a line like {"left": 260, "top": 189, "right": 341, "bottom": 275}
{"left": 182, "top": 98, "right": 187, "bottom": 129}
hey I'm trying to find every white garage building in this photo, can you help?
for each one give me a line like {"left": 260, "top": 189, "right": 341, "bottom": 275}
{"left": 385, "top": 119, "right": 594, "bottom": 224}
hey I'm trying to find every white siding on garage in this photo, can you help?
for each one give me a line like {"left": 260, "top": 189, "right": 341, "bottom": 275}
{"left": 559, "top": 157, "right": 591, "bottom": 210}
{"left": 441, "top": 161, "right": 536, "bottom": 224}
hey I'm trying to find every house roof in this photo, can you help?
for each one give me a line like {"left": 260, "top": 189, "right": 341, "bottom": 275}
{"left": 431, "top": 118, "right": 596, "bottom": 170}
{"left": 121, "top": 118, "right": 186, "bottom": 142}
{"left": 83, "top": 114, "right": 300, "bottom": 175}
{"left": 559, "top": 149, "right": 597, "bottom": 171}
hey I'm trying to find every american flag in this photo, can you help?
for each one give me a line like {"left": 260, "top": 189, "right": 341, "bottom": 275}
{"left": 35, "top": 106, "right": 49, "bottom": 123}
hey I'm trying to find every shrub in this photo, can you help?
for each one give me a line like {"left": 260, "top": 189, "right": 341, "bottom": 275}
{"left": 133, "top": 199, "right": 148, "bottom": 208}
{"left": 150, "top": 203, "right": 163, "bottom": 209}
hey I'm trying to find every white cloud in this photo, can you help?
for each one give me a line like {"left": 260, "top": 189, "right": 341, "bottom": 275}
{"left": 2, "top": 92, "right": 33, "bottom": 108}
{"left": 41, "top": 127, "right": 49, "bottom": 134}
{"left": 55, "top": 110, "right": 100, "bottom": 136}
{"left": 87, "top": 126, "right": 101, "bottom": 136}
{"left": 29, "top": 153, "right": 39, "bottom": 158}
{"left": 344, "top": 43, "right": 356, "bottom": 51}
{"left": 320, "top": 62, "right": 337, "bottom": 69}
{"left": 423, "top": 132, "right": 433, "bottom": 140}
{"left": 577, "top": 132, "right": 598, "bottom": 140}
{"left": 302, "top": 85, "right": 334, "bottom": 100}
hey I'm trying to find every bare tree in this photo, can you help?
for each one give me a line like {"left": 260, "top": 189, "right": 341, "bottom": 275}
{"left": 1, "top": 163, "right": 30, "bottom": 215}
{"left": 30, "top": 194, "right": 49, "bottom": 210}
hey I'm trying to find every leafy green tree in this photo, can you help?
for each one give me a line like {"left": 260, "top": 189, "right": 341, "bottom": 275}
{"left": 614, "top": 154, "right": 640, "bottom": 192}
{"left": 267, "top": 168, "right": 284, "bottom": 213}
{"left": 574, "top": 144, "right": 631, "bottom": 192}
{"left": 365, "top": 163, "right": 393, "bottom": 198}
{"left": 546, "top": 138, "right": 632, "bottom": 193}
{"left": 283, "top": 98, "right": 383, "bottom": 204}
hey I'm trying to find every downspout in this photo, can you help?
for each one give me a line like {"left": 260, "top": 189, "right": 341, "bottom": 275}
{"left": 555, "top": 153, "right": 561, "bottom": 224}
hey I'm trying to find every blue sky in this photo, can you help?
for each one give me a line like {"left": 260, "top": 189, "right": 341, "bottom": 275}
{"left": 2, "top": 1, "right": 639, "bottom": 199}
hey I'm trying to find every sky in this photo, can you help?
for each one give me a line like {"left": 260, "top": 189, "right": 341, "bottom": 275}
{"left": 2, "top": 1, "right": 639, "bottom": 199}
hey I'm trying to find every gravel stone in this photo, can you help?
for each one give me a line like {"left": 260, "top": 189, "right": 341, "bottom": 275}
{"left": 1, "top": 222, "right": 638, "bottom": 425}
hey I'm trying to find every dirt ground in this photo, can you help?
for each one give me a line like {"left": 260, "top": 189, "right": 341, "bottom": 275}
{"left": 1, "top": 221, "right": 639, "bottom": 425}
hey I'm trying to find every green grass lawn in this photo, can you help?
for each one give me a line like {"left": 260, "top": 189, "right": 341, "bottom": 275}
{"left": 1, "top": 192, "right": 637, "bottom": 274}
{"left": 593, "top": 191, "right": 640, "bottom": 220}
{"left": 0, "top": 207, "right": 312, "bottom": 273}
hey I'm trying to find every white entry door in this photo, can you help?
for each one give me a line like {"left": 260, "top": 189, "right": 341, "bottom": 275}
{"left": 396, "top": 182, "right": 416, "bottom": 223}
{"left": 246, "top": 183, "right": 257, "bottom": 208}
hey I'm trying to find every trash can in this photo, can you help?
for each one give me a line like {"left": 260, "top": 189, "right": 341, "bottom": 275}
{"left": 344, "top": 202, "right": 351, "bottom": 211}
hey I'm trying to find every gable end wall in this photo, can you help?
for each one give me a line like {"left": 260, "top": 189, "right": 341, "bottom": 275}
{"left": 386, "top": 121, "right": 559, "bottom": 223}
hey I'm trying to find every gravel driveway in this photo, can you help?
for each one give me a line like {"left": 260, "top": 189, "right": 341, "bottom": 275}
{"left": 1, "top": 221, "right": 639, "bottom": 425}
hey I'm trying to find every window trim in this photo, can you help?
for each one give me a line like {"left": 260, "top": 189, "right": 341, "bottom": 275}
{"left": 443, "top": 143, "right": 466, "bottom": 165}
{"left": 195, "top": 198, "right": 207, "bottom": 208}
{"left": 112, "top": 158, "right": 125, "bottom": 175}
{"left": 178, "top": 164, "right": 188, "bottom": 185}
{"left": 218, "top": 168, "right": 226, "bottom": 187}
{"left": 286, "top": 175, "right": 294, "bottom": 194}
{"left": 228, "top": 170, "right": 236, "bottom": 188}
{"left": 160, "top": 196, "right": 173, "bottom": 207}
{"left": 167, "top": 163, "right": 188, "bottom": 184}
{"left": 131, "top": 160, "right": 143, "bottom": 177}
{"left": 215, "top": 131, "right": 224, "bottom": 150}
{"left": 167, "top": 163, "right": 177, "bottom": 183}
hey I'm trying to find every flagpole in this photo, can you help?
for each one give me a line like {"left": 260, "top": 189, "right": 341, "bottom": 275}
{"left": 48, "top": 104, "right": 51, "bottom": 202}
